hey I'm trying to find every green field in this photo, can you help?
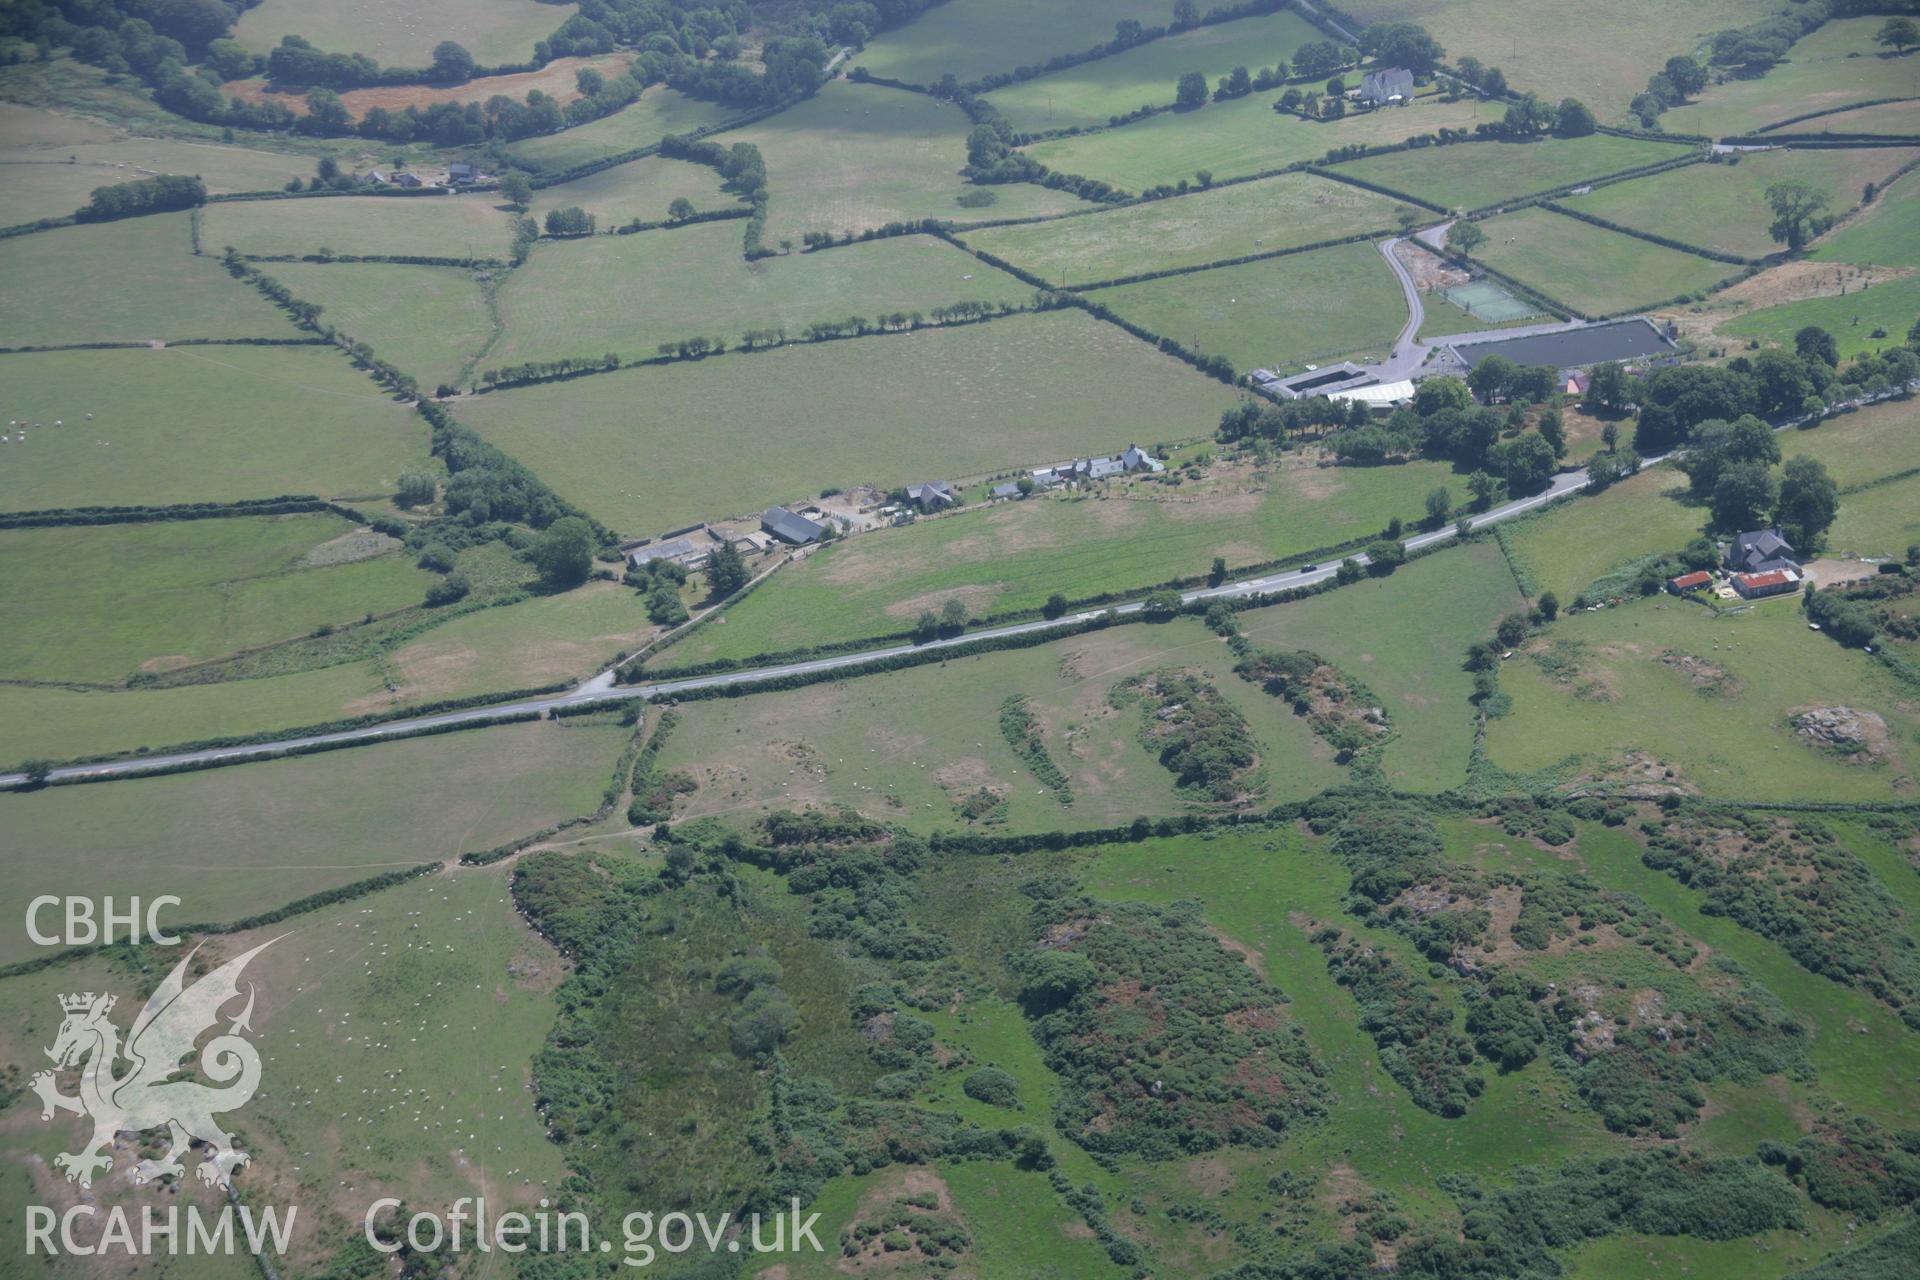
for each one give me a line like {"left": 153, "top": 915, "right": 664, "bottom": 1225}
{"left": 200, "top": 194, "right": 517, "bottom": 259}
{"left": 455, "top": 309, "right": 1243, "bottom": 533}
{"left": 0, "top": 716, "right": 626, "bottom": 963}
{"left": 714, "top": 80, "right": 1091, "bottom": 243}
{"left": 1682, "top": 18, "right": 1920, "bottom": 138}
{"left": 261, "top": 260, "right": 495, "bottom": 390}
{"left": 1813, "top": 167, "right": 1920, "bottom": 266}
{"left": 505, "top": 86, "right": 741, "bottom": 170}
{"left": 1022, "top": 92, "right": 1488, "bottom": 191}
{"left": 661, "top": 449, "right": 1457, "bottom": 668}
{"left": 0, "top": 345, "right": 427, "bottom": 512}
{"left": 0, "top": 213, "right": 297, "bottom": 348}
{"left": 1564, "top": 148, "right": 1920, "bottom": 260}
{"left": 984, "top": 9, "right": 1325, "bottom": 133}
{"left": 960, "top": 171, "right": 1405, "bottom": 285}
{"left": 0, "top": 131, "right": 320, "bottom": 225}
{"left": 231, "top": 0, "right": 561, "bottom": 66}
{"left": 1502, "top": 465, "right": 1702, "bottom": 602}
{"left": 1328, "top": 133, "right": 1696, "bottom": 211}
{"left": 1721, "top": 272, "right": 1920, "bottom": 362}
{"left": 1781, "top": 396, "right": 1920, "bottom": 489}
{"left": 853, "top": 0, "right": 1176, "bottom": 86}
{"left": 1083, "top": 240, "right": 1408, "bottom": 373}
{"left": 1484, "top": 598, "right": 1919, "bottom": 800}
{"left": 0, "top": 513, "right": 434, "bottom": 685}
{"left": 1771, "top": 97, "right": 1920, "bottom": 136}
{"left": 1827, "top": 472, "right": 1920, "bottom": 558}
{"left": 1339, "top": 0, "right": 1781, "bottom": 116}
{"left": 1473, "top": 206, "right": 1736, "bottom": 315}
{"left": 527, "top": 154, "right": 737, "bottom": 227}
{"left": 487, "top": 225, "right": 1034, "bottom": 369}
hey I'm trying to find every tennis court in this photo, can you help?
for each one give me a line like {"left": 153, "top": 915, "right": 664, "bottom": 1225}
{"left": 1441, "top": 278, "right": 1541, "bottom": 323}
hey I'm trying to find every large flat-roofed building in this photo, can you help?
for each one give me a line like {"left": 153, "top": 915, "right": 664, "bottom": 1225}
{"left": 1442, "top": 318, "right": 1677, "bottom": 371}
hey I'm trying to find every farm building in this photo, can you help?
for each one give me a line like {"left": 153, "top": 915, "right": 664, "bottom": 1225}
{"left": 1440, "top": 318, "right": 1677, "bottom": 373}
{"left": 1122, "top": 444, "right": 1165, "bottom": 473}
{"left": 1732, "top": 568, "right": 1801, "bottom": 599}
{"left": 1667, "top": 570, "right": 1712, "bottom": 594}
{"left": 1727, "top": 528, "right": 1799, "bottom": 575}
{"left": 1358, "top": 68, "right": 1414, "bottom": 106}
{"left": 448, "top": 161, "right": 481, "bottom": 184}
{"left": 1330, "top": 379, "right": 1415, "bottom": 408}
{"left": 904, "top": 480, "right": 956, "bottom": 510}
{"left": 762, "top": 506, "right": 827, "bottom": 545}
{"left": 991, "top": 480, "right": 1024, "bottom": 499}
{"left": 626, "top": 537, "right": 710, "bottom": 570}
{"left": 390, "top": 171, "right": 427, "bottom": 189}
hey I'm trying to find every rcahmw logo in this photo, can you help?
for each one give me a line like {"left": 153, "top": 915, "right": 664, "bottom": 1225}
{"left": 25, "top": 939, "right": 297, "bottom": 1259}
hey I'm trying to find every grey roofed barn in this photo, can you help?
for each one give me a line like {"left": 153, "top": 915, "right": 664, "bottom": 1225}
{"left": 1358, "top": 67, "right": 1414, "bottom": 105}
{"left": 762, "top": 506, "right": 827, "bottom": 545}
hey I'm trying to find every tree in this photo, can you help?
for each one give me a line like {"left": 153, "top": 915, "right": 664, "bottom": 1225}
{"left": 1710, "top": 461, "right": 1780, "bottom": 532}
{"left": 1601, "top": 422, "right": 1619, "bottom": 452}
{"left": 1765, "top": 181, "right": 1830, "bottom": 252}
{"left": 1489, "top": 432, "right": 1557, "bottom": 494}
{"left": 913, "top": 610, "right": 939, "bottom": 642}
{"left": 707, "top": 541, "right": 749, "bottom": 596}
{"left": 396, "top": 470, "right": 437, "bottom": 507}
{"left": 544, "top": 206, "right": 595, "bottom": 236}
{"left": 1554, "top": 98, "right": 1596, "bottom": 136}
{"left": 1664, "top": 56, "right": 1707, "bottom": 99}
{"left": 1876, "top": 17, "right": 1919, "bottom": 54}
{"left": 1176, "top": 70, "right": 1208, "bottom": 108}
{"left": 667, "top": 196, "right": 695, "bottom": 222}
{"left": 1362, "top": 21, "right": 1446, "bottom": 76}
{"left": 1537, "top": 591, "right": 1559, "bottom": 621}
{"left": 1425, "top": 486, "right": 1452, "bottom": 526}
{"left": 1585, "top": 361, "right": 1629, "bottom": 413}
{"left": 575, "top": 67, "right": 605, "bottom": 97}
{"left": 498, "top": 172, "right": 532, "bottom": 210}
{"left": 430, "top": 40, "right": 475, "bottom": 83}
{"left": 1794, "top": 325, "right": 1839, "bottom": 368}
{"left": 1467, "top": 469, "right": 1506, "bottom": 511}
{"left": 530, "top": 516, "right": 595, "bottom": 587}
{"left": 1396, "top": 205, "right": 1421, "bottom": 233}
{"left": 1537, "top": 408, "right": 1566, "bottom": 458}
{"left": 1776, "top": 455, "right": 1839, "bottom": 552}
{"left": 1208, "top": 556, "right": 1228, "bottom": 586}
{"left": 940, "top": 597, "right": 969, "bottom": 632}
{"left": 1143, "top": 588, "right": 1184, "bottom": 617}
{"left": 1172, "top": 0, "right": 1199, "bottom": 29}
{"left": 1503, "top": 93, "right": 1553, "bottom": 135}
{"left": 1016, "top": 475, "right": 1035, "bottom": 496}
{"left": 1415, "top": 376, "right": 1473, "bottom": 416}
{"left": 1042, "top": 592, "right": 1069, "bottom": 619}
{"left": 1365, "top": 539, "right": 1406, "bottom": 575}
{"left": 1467, "top": 353, "right": 1517, "bottom": 404}
{"left": 1496, "top": 612, "right": 1530, "bottom": 648}
{"left": 1446, "top": 220, "right": 1486, "bottom": 256}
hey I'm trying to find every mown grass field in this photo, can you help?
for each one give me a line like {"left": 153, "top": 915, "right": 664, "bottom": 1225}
{"left": 260, "top": 260, "right": 496, "bottom": 390}
{"left": 714, "top": 80, "right": 1091, "bottom": 244}
{"left": 231, "top": 0, "right": 561, "bottom": 66}
{"left": 504, "top": 86, "right": 740, "bottom": 171}
{"left": 488, "top": 226, "right": 1033, "bottom": 368}
{"left": 1472, "top": 206, "right": 1736, "bottom": 315}
{"left": 0, "top": 716, "right": 626, "bottom": 963}
{"left": 1782, "top": 396, "right": 1920, "bottom": 489}
{"left": 0, "top": 213, "right": 297, "bottom": 347}
{"left": 455, "top": 309, "right": 1243, "bottom": 533}
{"left": 0, "top": 130, "right": 319, "bottom": 224}
{"left": 1338, "top": 0, "right": 1781, "bottom": 116}
{"left": 1083, "top": 240, "right": 1408, "bottom": 374}
{"left": 662, "top": 451, "right": 1456, "bottom": 667}
{"left": 0, "top": 513, "right": 433, "bottom": 685}
{"left": 1563, "top": 148, "right": 1920, "bottom": 260}
{"left": 960, "top": 171, "right": 1404, "bottom": 285}
{"left": 527, "top": 154, "right": 736, "bottom": 226}
{"left": 1502, "top": 465, "right": 1702, "bottom": 601}
{"left": 1721, "top": 272, "right": 1920, "bottom": 361}
{"left": 200, "top": 194, "right": 517, "bottom": 259}
{"left": 1773, "top": 97, "right": 1920, "bottom": 136}
{"left": 1328, "top": 133, "right": 1696, "bottom": 211}
{"left": 656, "top": 613, "right": 1345, "bottom": 834}
{"left": 1682, "top": 18, "right": 1920, "bottom": 138}
{"left": 1021, "top": 92, "right": 1487, "bottom": 191}
{"left": 1827, "top": 473, "right": 1920, "bottom": 559}
{"left": 0, "top": 346, "right": 428, "bottom": 512}
{"left": 1484, "top": 598, "right": 1919, "bottom": 800}
{"left": 984, "top": 9, "right": 1324, "bottom": 133}
{"left": 852, "top": 0, "right": 1174, "bottom": 86}
{"left": 1812, "top": 168, "right": 1920, "bottom": 266}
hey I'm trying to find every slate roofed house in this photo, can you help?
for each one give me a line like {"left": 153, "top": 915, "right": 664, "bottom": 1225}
{"left": 448, "top": 161, "right": 479, "bottom": 184}
{"left": 1358, "top": 67, "right": 1415, "bottom": 106}
{"left": 1088, "top": 457, "right": 1126, "bottom": 480}
{"left": 991, "top": 480, "right": 1023, "bottom": 499}
{"left": 364, "top": 168, "right": 389, "bottom": 185}
{"left": 762, "top": 505, "right": 827, "bottom": 545}
{"left": 627, "top": 537, "right": 709, "bottom": 570}
{"left": 904, "top": 480, "right": 957, "bottom": 510}
{"left": 1733, "top": 568, "right": 1800, "bottom": 600}
{"left": 391, "top": 171, "right": 426, "bottom": 188}
{"left": 1121, "top": 444, "right": 1165, "bottom": 473}
{"left": 1667, "top": 570, "right": 1712, "bottom": 595}
{"left": 1727, "top": 528, "right": 1799, "bottom": 575}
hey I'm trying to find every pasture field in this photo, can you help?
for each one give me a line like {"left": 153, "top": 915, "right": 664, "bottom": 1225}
{"left": 1720, "top": 271, "right": 1920, "bottom": 361}
{"left": 0, "top": 513, "right": 433, "bottom": 685}
{"left": 0, "top": 346, "right": 427, "bottom": 512}
{"left": 259, "top": 261, "right": 496, "bottom": 390}
{"left": 1232, "top": 541, "right": 1525, "bottom": 791}
{"left": 1338, "top": 0, "right": 1781, "bottom": 116}
{"left": 0, "top": 134, "right": 318, "bottom": 225}
{"left": 1812, "top": 167, "right": 1920, "bottom": 266}
{"left": 713, "top": 80, "right": 1092, "bottom": 243}
{"left": 0, "top": 213, "right": 297, "bottom": 348}
{"left": 1328, "top": 133, "right": 1696, "bottom": 211}
{"left": 1682, "top": 18, "right": 1920, "bottom": 138}
{"left": 1082, "top": 240, "right": 1408, "bottom": 374}
{"left": 487, "top": 226, "right": 1032, "bottom": 368}
{"left": 454, "top": 309, "right": 1243, "bottom": 533}
{"left": 983, "top": 9, "right": 1324, "bottom": 133}
{"left": 1827, "top": 473, "right": 1920, "bottom": 559}
{"left": 383, "top": 580, "right": 663, "bottom": 701}
{"left": 661, "top": 451, "right": 1457, "bottom": 667}
{"left": 231, "top": 0, "right": 561, "bottom": 66}
{"left": 1502, "top": 466, "right": 1702, "bottom": 601}
{"left": 1483, "top": 598, "right": 1919, "bottom": 801}
{"left": 221, "top": 53, "right": 634, "bottom": 119}
{"left": 852, "top": 0, "right": 1174, "bottom": 86}
{"left": 1770, "top": 97, "right": 1920, "bottom": 136}
{"left": 1783, "top": 396, "right": 1920, "bottom": 489}
{"left": 0, "top": 716, "right": 626, "bottom": 963}
{"left": 959, "top": 171, "right": 1405, "bottom": 285}
{"left": 1471, "top": 207, "right": 1736, "bottom": 315}
{"left": 1020, "top": 92, "right": 1488, "bottom": 190}
{"left": 655, "top": 612, "right": 1345, "bottom": 834}
{"left": 200, "top": 194, "right": 517, "bottom": 259}
{"left": 526, "top": 154, "right": 735, "bottom": 227}
{"left": 1563, "top": 147, "right": 1920, "bottom": 260}
{"left": 505, "top": 86, "right": 740, "bottom": 170}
